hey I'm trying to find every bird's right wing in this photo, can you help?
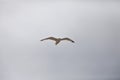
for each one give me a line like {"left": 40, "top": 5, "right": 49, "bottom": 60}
{"left": 40, "top": 37, "right": 57, "bottom": 41}
{"left": 61, "top": 38, "right": 75, "bottom": 43}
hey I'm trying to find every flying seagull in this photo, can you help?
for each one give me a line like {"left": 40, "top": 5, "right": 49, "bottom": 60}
{"left": 40, "top": 37, "right": 75, "bottom": 45}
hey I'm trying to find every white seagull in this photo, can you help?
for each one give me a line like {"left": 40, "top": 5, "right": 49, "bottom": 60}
{"left": 40, "top": 37, "right": 75, "bottom": 45}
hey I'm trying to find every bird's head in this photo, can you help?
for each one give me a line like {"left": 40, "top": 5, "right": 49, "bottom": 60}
{"left": 58, "top": 38, "right": 61, "bottom": 40}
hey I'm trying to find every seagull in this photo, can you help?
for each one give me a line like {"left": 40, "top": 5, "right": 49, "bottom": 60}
{"left": 40, "top": 37, "right": 75, "bottom": 45}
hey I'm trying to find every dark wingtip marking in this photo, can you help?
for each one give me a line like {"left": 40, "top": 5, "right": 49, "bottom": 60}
{"left": 72, "top": 41, "right": 75, "bottom": 43}
{"left": 40, "top": 40, "right": 43, "bottom": 41}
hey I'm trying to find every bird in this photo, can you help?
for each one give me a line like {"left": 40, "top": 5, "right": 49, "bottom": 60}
{"left": 40, "top": 37, "right": 75, "bottom": 45}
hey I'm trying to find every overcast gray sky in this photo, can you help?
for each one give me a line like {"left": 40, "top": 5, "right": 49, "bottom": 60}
{"left": 0, "top": 0, "right": 120, "bottom": 80}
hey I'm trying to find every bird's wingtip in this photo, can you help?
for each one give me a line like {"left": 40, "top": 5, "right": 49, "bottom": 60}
{"left": 72, "top": 41, "right": 75, "bottom": 43}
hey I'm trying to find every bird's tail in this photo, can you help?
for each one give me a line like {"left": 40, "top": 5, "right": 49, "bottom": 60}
{"left": 55, "top": 41, "right": 60, "bottom": 45}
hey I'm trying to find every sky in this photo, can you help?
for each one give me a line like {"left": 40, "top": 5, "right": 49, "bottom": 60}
{"left": 0, "top": 0, "right": 120, "bottom": 80}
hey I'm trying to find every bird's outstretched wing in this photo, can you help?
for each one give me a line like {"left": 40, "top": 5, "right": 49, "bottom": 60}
{"left": 40, "top": 37, "right": 57, "bottom": 41}
{"left": 61, "top": 38, "right": 75, "bottom": 43}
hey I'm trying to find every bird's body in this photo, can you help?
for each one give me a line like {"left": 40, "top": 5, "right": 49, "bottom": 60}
{"left": 40, "top": 37, "right": 75, "bottom": 45}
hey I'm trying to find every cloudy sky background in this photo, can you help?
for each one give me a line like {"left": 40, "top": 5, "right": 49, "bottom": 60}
{"left": 0, "top": 0, "right": 120, "bottom": 80}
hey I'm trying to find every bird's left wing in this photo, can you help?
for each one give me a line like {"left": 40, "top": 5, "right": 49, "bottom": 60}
{"left": 40, "top": 37, "right": 57, "bottom": 41}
